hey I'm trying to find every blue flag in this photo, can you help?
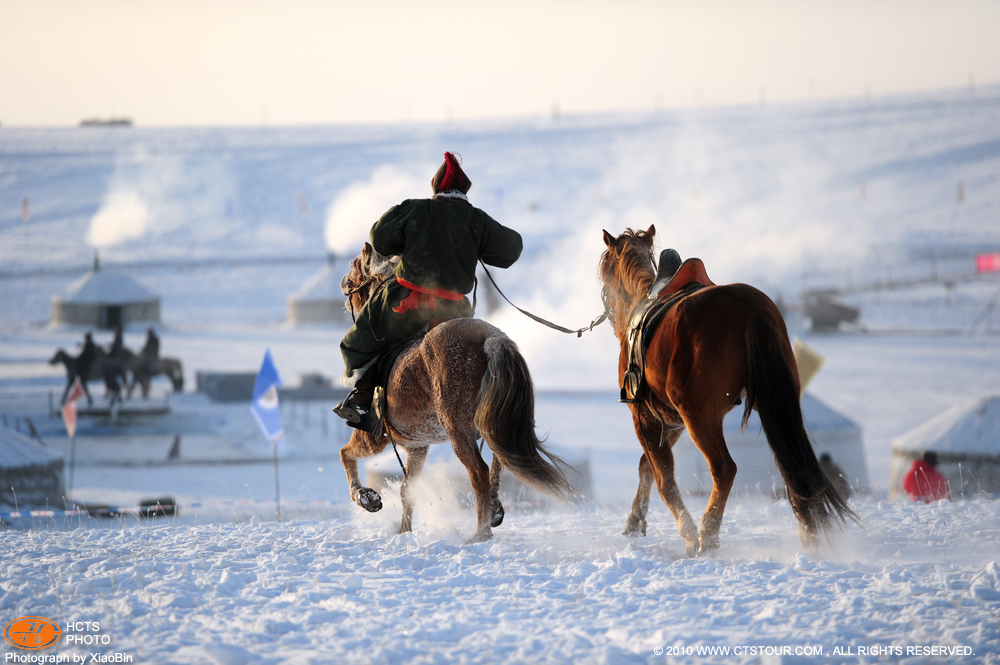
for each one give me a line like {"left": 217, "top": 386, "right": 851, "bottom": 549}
{"left": 250, "top": 349, "right": 284, "bottom": 447}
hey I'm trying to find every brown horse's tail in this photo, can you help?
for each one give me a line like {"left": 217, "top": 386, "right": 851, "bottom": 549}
{"left": 474, "top": 334, "right": 575, "bottom": 499}
{"left": 743, "top": 318, "right": 859, "bottom": 535}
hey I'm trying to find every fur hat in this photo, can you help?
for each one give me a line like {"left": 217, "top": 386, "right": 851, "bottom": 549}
{"left": 431, "top": 152, "right": 472, "bottom": 194}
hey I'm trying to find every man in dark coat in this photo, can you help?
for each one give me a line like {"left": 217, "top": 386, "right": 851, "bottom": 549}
{"left": 76, "top": 332, "right": 100, "bottom": 404}
{"left": 108, "top": 326, "right": 125, "bottom": 358}
{"left": 334, "top": 152, "right": 522, "bottom": 426}
{"left": 140, "top": 327, "right": 160, "bottom": 375}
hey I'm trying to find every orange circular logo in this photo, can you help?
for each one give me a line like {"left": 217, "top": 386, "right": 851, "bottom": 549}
{"left": 4, "top": 616, "right": 62, "bottom": 650}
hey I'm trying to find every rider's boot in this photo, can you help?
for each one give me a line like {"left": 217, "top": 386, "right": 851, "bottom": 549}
{"left": 333, "top": 369, "right": 378, "bottom": 425}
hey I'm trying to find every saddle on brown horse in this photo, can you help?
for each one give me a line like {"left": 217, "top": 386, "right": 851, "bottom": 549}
{"left": 620, "top": 250, "right": 715, "bottom": 403}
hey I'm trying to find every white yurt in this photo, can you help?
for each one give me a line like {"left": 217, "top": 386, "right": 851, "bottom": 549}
{"left": 287, "top": 261, "right": 350, "bottom": 324}
{"left": 672, "top": 393, "right": 869, "bottom": 496}
{"left": 0, "top": 426, "right": 65, "bottom": 509}
{"left": 52, "top": 267, "right": 160, "bottom": 329}
{"left": 890, "top": 395, "right": 1000, "bottom": 499}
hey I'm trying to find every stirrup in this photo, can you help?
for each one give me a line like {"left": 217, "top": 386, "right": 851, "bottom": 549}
{"left": 333, "top": 388, "right": 371, "bottom": 425}
{"left": 619, "top": 368, "right": 640, "bottom": 404}
{"left": 333, "top": 400, "right": 366, "bottom": 424}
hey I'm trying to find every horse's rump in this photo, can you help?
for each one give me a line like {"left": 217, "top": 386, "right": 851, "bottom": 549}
{"left": 382, "top": 317, "right": 572, "bottom": 498}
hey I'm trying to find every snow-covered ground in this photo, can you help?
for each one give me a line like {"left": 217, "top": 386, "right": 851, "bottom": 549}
{"left": 2, "top": 87, "right": 999, "bottom": 663}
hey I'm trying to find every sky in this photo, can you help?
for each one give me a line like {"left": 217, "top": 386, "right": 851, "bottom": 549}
{"left": 1, "top": 0, "right": 998, "bottom": 127}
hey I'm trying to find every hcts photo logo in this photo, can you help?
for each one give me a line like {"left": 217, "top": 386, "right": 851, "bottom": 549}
{"left": 4, "top": 616, "right": 62, "bottom": 650}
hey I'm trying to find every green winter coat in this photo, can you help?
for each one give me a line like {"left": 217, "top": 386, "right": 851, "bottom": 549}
{"left": 340, "top": 196, "right": 522, "bottom": 381}
{"left": 371, "top": 197, "right": 522, "bottom": 293}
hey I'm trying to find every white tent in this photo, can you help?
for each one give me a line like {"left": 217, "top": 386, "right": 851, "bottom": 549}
{"left": 287, "top": 263, "right": 350, "bottom": 324}
{"left": 0, "top": 426, "right": 65, "bottom": 509}
{"left": 672, "top": 393, "right": 869, "bottom": 496}
{"left": 890, "top": 395, "right": 1000, "bottom": 499}
{"left": 52, "top": 269, "right": 160, "bottom": 329}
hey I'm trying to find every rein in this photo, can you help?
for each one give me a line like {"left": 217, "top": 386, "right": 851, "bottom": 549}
{"left": 344, "top": 273, "right": 381, "bottom": 324}
{"left": 478, "top": 262, "right": 610, "bottom": 337}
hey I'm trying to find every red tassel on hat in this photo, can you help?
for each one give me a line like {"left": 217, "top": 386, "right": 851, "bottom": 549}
{"left": 433, "top": 152, "right": 472, "bottom": 194}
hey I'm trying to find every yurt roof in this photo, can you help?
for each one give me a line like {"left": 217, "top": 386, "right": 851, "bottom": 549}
{"left": 58, "top": 270, "right": 157, "bottom": 305}
{"left": 723, "top": 392, "right": 860, "bottom": 438}
{"left": 0, "top": 427, "right": 62, "bottom": 469}
{"left": 289, "top": 264, "right": 343, "bottom": 302}
{"left": 892, "top": 395, "right": 1000, "bottom": 456}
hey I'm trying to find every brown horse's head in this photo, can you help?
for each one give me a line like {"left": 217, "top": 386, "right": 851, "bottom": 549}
{"left": 341, "top": 242, "right": 399, "bottom": 314}
{"left": 599, "top": 225, "right": 658, "bottom": 306}
{"left": 49, "top": 349, "right": 67, "bottom": 365}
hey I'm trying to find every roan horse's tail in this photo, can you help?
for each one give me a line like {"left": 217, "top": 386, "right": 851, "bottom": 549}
{"left": 743, "top": 318, "right": 859, "bottom": 536}
{"left": 474, "top": 334, "right": 575, "bottom": 499}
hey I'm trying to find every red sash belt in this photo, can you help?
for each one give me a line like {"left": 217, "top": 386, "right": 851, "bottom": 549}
{"left": 393, "top": 278, "right": 464, "bottom": 314}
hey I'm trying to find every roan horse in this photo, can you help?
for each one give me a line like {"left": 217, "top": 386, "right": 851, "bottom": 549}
{"left": 338, "top": 243, "right": 573, "bottom": 542}
{"left": 599, "top": 226, "right": 857, "bottom": 556}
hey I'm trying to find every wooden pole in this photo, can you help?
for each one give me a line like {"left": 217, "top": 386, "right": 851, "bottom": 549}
{"left": 67, "top": 434, "right": 77, "bottom": 504}
{"left": 273, "top": 440, "right": 281, "bottom": 522}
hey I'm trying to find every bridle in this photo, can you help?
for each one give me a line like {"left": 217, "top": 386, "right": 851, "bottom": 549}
{"left": 598, "top": 242, "right": 656, "bottom": 330}
{"left": 343, "top": 272, "right": 381, "bottom": 324}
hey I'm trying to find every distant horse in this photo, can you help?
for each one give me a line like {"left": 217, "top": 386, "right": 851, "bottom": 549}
{"left": 599, "top": 226, "right": 857, "bottom": 556}
{"left": 120, "top": 348, "right": 184, "bottom": 398}
{"left": 49, "top": 348, "right": 128, "bottom": 407}
{"left": 338, "top": 243, "right": 573, "bottom": 542}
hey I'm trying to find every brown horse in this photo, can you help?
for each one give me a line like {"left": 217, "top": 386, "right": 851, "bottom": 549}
{"left": 338, "top": 243, "right": 573, "bottom": 542}
{"left": 599, "top": 226, "right": 857, "bottom": 556}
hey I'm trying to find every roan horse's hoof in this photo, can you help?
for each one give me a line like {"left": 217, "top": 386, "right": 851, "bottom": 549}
{"left": 356, "top": 487, "right": 383, "bottom": 513}
{"left": 490, "top": 502, "right": 505, "bottom": 528}
{"left": 697, "top": 536, "right": 720, "bottom": 555}
{"left": 622, "top": 517, "right": 647, "bottom": 538}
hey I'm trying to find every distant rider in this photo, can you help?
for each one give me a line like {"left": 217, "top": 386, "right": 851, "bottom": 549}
{"left": 140, "top": 327, "right": 160, "bottom": 375}
{"left": 333, "top": 152, "right": 523, "bottom": 427}
{"left": 76, "top": 332, "right": 100, "bottom": 405}
{"left": 108, "top": 326, "right": 125, "bottom": 358}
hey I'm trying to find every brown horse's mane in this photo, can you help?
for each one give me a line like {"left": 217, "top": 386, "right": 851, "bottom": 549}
{"left": 599, "top": 228, "right": 657, "bottom": 320}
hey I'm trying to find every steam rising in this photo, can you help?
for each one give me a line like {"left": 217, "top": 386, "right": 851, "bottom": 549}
{"left": 87, "top": 191, "right": 150, "bottom": 248}
{"left": 86, "top": 146, "right": 237, "bottom": 250}
{"left": 324, "top": 166, "right": 426, "bottom": 256}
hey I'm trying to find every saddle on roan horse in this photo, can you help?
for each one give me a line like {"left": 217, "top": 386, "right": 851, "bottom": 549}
{"left": 620, "top": 249, "right": 715, "bottom": 403}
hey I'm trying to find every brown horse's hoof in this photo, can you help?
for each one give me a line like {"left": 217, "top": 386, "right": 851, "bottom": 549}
{"left": 490, "top": 502, "right": 505, "bottom": 528}
{"left": 356, "top": 488, "right": 382, "bottom": 513}
{"left": 622, "top": 517, "right": 647, "bottom": 538}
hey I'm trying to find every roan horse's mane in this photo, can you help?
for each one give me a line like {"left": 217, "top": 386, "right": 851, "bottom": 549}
{"left": 366, "top": 249, "right": 399, "bottom": 281}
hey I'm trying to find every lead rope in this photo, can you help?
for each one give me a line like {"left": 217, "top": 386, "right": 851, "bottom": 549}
{"left": 478, "top": 261, "right": 609, "bottom": 337}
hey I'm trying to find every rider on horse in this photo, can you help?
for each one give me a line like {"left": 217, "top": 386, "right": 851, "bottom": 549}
{"left": 78, "top": 332, "right": 100, "bottom": 383}
{"left": 334, "top": 152, "right": 523, "bottom": 426}
{"left": 140, "top": 327, "right": 160, "bottom": 375}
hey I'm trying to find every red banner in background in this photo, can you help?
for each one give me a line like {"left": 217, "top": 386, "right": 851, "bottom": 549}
{"left": 61, "top": 376, "right": 85, "bottom": 439}
{"left": 976, "top": 252, "right": 1000, "bottom": 273}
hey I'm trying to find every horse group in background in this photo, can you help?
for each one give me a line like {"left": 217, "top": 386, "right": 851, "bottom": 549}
{"left": 50, "top": 327, "right": 184, "bottom": 407}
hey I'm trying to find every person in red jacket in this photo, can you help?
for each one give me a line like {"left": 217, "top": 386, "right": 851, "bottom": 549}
{"left": 902, "top": 451, "right": 950, "bottom": 503}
